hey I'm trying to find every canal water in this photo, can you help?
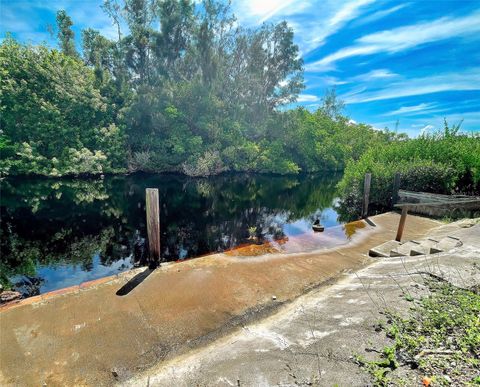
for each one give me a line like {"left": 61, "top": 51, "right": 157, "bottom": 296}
{"left": 1, "top": 173, "right": 356, "bottom": 296}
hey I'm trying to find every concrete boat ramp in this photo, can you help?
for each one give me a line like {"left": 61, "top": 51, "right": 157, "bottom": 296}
{"left": 0, "top": 213, "right": 445, "bottom": 386}
{"left": 130, "top": 219, "right": 479, "bottom": 387}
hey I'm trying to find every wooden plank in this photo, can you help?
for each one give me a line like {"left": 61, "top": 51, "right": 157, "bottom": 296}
{"left": 395, "top": 199, "right": 480, "bottom": 209}
{"left": 398, "top": 190, "right": 475, "bottom": 202}
{"left": 395, "top": 206, "right": 408, "bottom": 242}
{"left": 146, "top": 188, "right": 160, "bottom": 268}
{"left": 362, "top": 173, "right": 371, "bottom": 218}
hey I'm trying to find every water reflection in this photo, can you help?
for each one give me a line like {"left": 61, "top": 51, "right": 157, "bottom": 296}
{"left": 1, "top": 172, "right": 348, "bottom": 296}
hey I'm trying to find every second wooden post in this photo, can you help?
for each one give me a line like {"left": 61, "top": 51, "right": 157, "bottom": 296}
{"left": 146, "top": 188, "right": 160, "bottom": 269}
{"left": 362, "top": 173, "right": 372, "bottom": 219}
{"left": 392, "top": 172, "right": 401, "bottom": 206}
{"left": 395, "top": 206, "right": 408, "bottom": 242}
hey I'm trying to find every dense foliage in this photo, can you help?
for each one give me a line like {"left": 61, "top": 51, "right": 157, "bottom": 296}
{"left": 0, "top": 37, "right": 126, "bottom": 176}
{"left": 0, "top": 0, "right": 398, "bottom": 177}
{"left": 337, "top": 122, "right": 480, "bottom": 219}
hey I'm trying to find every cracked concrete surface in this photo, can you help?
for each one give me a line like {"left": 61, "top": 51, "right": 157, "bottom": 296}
{"left": 127, "top": 220, "right": 479, "bottom": 387}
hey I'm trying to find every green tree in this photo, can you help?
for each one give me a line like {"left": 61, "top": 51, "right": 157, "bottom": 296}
{"left": 56, "top": 10, "right": 79, "bottom": 58}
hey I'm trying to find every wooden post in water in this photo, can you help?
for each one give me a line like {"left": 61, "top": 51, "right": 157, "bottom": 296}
{"left": 395, "top": 206, "right": 408, "bottom": 242}
{"left": 392, "top": 172, "right": 401, "bottom": 206}
{"left": 146, "top": 188, "right": 160, "bottom": 268}
{"left": 362, "top": 173, "right": 372, "bottom": 218}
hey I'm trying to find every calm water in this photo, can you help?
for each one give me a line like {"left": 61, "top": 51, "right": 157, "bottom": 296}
{"left": 1, "top": 173, "right": 353, "bottom": 296}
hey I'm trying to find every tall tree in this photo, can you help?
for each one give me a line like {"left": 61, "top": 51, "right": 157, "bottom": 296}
{"left": 82, "top": 29, "right": 114, "bottom": 71}
{"left": 123, "top": 0, "right": 154, "bottom": 84}
{"left": 102, "top": 0, "right": 123, "bottom": 42}
{"left": 151, "top": 0, "right": 194, "bottom": 79}
{"left": 56, "top": 10, "right": 79, "bottom": 58}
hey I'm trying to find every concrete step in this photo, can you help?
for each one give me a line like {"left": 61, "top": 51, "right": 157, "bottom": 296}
{"left": 369, "top": 234, "right": 463, "bottom": 259}
{"left": 369, "top": 240, "right": 401, "bottom": 257}
{"left": 438, "top": 236, "right": 463, "bottom": 251}
{"left": 390, "top": 241, "right": 425, "bottom": 257}
{"left": 411, "top": 238, "right": 443, "bottom": 255}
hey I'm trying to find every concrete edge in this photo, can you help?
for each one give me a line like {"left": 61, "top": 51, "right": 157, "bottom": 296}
{"left": 0, "top": 212, "right": 432, "bottom": 313}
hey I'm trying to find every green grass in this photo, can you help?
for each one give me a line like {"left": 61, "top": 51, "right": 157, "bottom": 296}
{"left": 355, "top": 277, "right": 480, "bottom": 386}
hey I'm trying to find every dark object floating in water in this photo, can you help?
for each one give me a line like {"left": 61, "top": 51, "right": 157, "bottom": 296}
{"left": 312, "top": 219, "right": 324, "bottom": 232}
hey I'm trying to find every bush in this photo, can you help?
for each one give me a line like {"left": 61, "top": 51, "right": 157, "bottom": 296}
{"left": 0, "top": 38, "right": 126, "bottom": 176}
{"left": 182, "top": 150, "right": 226, "bottom": 177}
{"left": 337, "top": 127, "right": 480, "bottom": 220}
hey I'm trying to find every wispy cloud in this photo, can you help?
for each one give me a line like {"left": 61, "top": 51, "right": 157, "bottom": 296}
{"left": 0, "top": 0, "right": 120, "bottom": 45}
{"left": 419, "top": 124, "right": 435, "bottom": 135}
{"left": 235, "top": 0, "right": 376, "bottom": 55}
{"left": 0, "top": 4, "right": 48, "bottom": 44}
{"left": 371, "top": 111, "right": 480, "bottom": 137}
{"left": 352, "top": 4, "right": 409, "bottom": 27}
{"left": 305, "top": 75, "right": 347, "bottom": 89}
{"left": 234, "top": 0, "right": 311, "bottom": 25}
{"left": 298, "top": 94, "right": 320, "bottom": 102}
{"left": 343, "top": 68, "right": 480, "bottom": 103}
{"left": 298, "top": 0, "right": 376, "bottom": 54}
{"left": 383, "top": 102, "right": 437, "bottom": 116}
{"left": 310, "top": 11, "right": 480, "bottom": 68}
{"left": 350, "top": 69, "right": 398, "bottom": 82}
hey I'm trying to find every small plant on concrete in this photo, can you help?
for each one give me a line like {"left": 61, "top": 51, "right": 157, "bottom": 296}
{"left": 248, "top": 226, "right": 257, "bottom": 240}
{"left": 355, "top": 346, "right": 399, "bottom": 386}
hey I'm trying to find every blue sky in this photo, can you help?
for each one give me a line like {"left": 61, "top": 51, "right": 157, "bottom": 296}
{"left": 1, "top": 0, "right": 479, "bottom": 136}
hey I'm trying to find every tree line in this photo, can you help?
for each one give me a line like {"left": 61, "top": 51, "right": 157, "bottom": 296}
{"left": 1, "top": 0, "right": 408, "bottom": 177}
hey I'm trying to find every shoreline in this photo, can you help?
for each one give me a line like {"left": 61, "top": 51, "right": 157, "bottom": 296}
{"left": 0, "top": 212, "right": 441, "bottom": 385}
{"left": 0, "top": 219, "right": 367, "bottom": 311}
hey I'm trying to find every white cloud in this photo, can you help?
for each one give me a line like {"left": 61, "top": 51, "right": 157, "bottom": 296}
{"left": 419, "top": 124, "right": 435, "bottom": 135}
{"left": 433, "top": 111, "right": 480, "bottom": 127}
{"left": 311, "top": 11, "right": 480, "bottom": 68}
{"left": 368, "top": 111, "right": 480, "bottom": 137}
{"left": 383, "top": 103, "right": 437, "bottom": 116}
{"left": 234, "top": 0, "right": 311, "bottom": 24}
{"left": 343, "top": 68, "right": 480, "bottom": 103}
{"left": 0, "top": 0, "right": 122, "bottom": 45}
{"left": 305, "top": 59, "right": 337, "bottom": 73}
{"left": 298, "top": 94, "right": 320, "bottom": 102}
{"left": 352, "top": 4, "right": 409, "bottom": 27}
{"left": 350, "top": 69, "right": 398, "bottom": 82}
{"left": 235, "top": 0, "right": 376, "bottom": 55}
{"left": 0, "top": 4, "right": 48, "bottom": 44}
{"left": 300, "top": 0, "right": 376, "bottom": 53}
{"left": 305, "top": 75, "right": 347, "bottom": 89}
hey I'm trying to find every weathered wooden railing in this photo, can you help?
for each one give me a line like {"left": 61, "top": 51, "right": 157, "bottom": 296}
{"left": 393, "top": 198, "right": 480, "bottom": 241}
{"left": 360, "top": 171, "right": 479, "bottom": 242}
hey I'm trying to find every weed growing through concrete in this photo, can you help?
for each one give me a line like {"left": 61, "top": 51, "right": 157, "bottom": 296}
{"left": 355, "top": 277, "right": 480, "bottom": 386}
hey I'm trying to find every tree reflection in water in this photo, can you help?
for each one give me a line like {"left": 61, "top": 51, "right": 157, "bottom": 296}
{"left": 1, "top": 172, "right": 344, "bottom": 296}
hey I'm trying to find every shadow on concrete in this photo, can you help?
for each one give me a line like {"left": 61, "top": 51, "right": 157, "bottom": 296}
{"left": 116, "top": 268, "right": 154, "bottom": 296}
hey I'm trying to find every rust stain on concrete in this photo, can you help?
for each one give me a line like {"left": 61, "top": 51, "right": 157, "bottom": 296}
{"left": 0, "top": 212, "right": 441, "bottom": 386}
{"left": 343, "top": 220, "right": 366, "bottom": 239}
